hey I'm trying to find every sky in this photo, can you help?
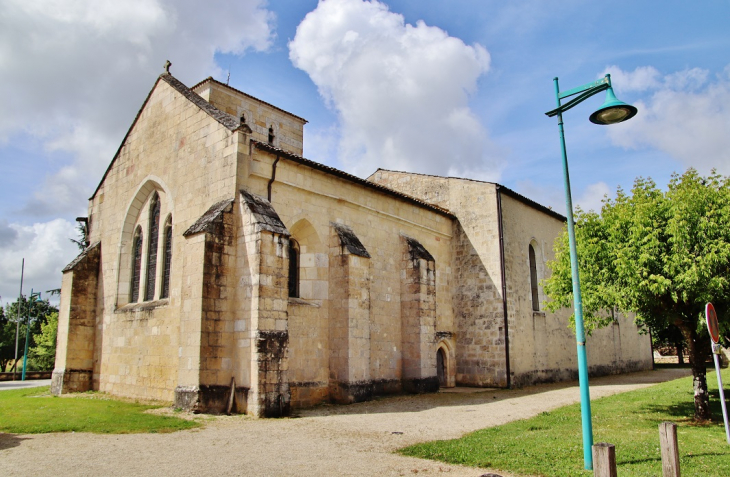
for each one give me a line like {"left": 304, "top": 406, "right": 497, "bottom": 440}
{"left": 0, "top": 0, "right": 729, "bottom": 306}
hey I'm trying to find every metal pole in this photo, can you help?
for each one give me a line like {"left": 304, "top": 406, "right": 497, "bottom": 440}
{"left": 712, "top": 343, "right": 730, "bottom": 443}
{"left": 13, "top": 258, "right": 24, "bottom": 380}
{"left": 554, "top": 76, "right": 594, "bottom": 470}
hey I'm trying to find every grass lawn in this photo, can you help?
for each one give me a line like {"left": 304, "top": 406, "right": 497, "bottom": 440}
{"left": 0, "top": 386, "right": 200, "bottom": 434}
{"left": 400, "top": 367, "right": 730, "bottom": 476}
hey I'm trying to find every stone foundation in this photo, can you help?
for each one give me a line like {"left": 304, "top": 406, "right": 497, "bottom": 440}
{"left": 51, "top": 369, "right": 92, "bottom": 395}
{"left": 174, "top": 385, "right": 249, "bottom": 414}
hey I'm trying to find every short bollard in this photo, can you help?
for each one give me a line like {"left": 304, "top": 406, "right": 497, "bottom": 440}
{"left": 591, "top": 442, "right": 617, "bottom": 477}
{"left": 659, "top": 421, "right": 680, "bottom": 477}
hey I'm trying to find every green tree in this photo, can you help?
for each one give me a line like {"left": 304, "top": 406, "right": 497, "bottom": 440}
{"left": 544, "top": 169, "right": 730, "bottom": 421}
{"left": 0, "top": 296, "right": 58, "bottom": 372}
{"left": 70, "top": 220, "right": 89, "bottom": 251}
{"left": 28, "top": 311, "right": 58, "bottom": 371}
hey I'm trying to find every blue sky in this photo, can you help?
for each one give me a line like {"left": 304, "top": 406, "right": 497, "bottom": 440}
{"left": 1, "top": 0, "right": 728, "bottom": 304}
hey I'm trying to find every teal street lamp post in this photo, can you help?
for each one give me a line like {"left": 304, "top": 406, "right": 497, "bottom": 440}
{"left": 545, "top": 74, "right": 637, "bottom": 470}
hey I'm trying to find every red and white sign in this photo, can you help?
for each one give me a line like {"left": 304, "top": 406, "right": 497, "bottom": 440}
{"left": 706, "top": 302, "right": 720, "bottom": 344}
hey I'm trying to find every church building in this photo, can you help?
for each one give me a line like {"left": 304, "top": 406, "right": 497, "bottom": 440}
{"left": 52, "top": 69, "right": 652, "bottom": 416}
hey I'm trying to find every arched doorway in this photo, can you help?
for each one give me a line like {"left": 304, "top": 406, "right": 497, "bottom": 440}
{"left": 437, "top": 348, "right": 446, "bottom": 388}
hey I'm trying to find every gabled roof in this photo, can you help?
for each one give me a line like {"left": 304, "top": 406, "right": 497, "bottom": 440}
{"left": 183, "top": 198, "right": 235, "bottom": 237}
{"left": 90, "top": 73, "right": 244, "bottom": 200}
{"left": 250, "top": 141, "right": 456, "bottom": 219}
{"left": 331, "top": 222, "right": 370, "bottom": 258}
{"left": 62, "top": 241, "right": 101, "bottom": 272}
{"left": 191, "top": 77, "right": 308, "bottom": 124}
{"left": 370, "top": 168, "right": 567, "bottom": 222}
{"left": 240, "top": 190, "right": 289, "bottom": 236}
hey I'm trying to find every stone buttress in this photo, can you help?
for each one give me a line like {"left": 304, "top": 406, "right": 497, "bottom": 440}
{"left": 239, "top": 190, "right": 291, "bottom": 417}
{"left": 328, "top": 222, "right": 372, "bottom": 403}
{"left": 52, "top": 241, "right": 101, "bottom": 395}
{"left": 175, "top": 198, "right": 247, "bottom": 413}
{"left": 400, "top": 235, "right": 439, "bottom": 393}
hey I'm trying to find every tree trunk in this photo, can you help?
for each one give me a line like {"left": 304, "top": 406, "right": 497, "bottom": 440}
{"left": 675, "top": 340, "right": 684, "bottom": 364}
{"left": 686, "top": 327, "right": 711, "bottom": 421}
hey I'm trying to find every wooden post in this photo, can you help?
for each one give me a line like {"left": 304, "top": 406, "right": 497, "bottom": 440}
{"left": 659, "top": 421, "right": 680, "bottom": 477}
{"left": 226, "top": 377, "right": 236, "bottom": 415}
{"left": 592, "top": 442, "right": 617, "bottom": 477}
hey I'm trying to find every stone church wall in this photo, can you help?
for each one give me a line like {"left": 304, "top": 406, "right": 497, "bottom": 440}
{"left": 55, "top": 72, "right": 651, "bottom": 415}
{"left": 242, "top": 149, "right": 455, "bottom": 406}
{"left": 193, "top": 79, "right": 305, "bottom": 156}
{"left": 367, "top": 171, "right": 509, "bottom": 387}
{"left": 499, "top": 193, "right": 652, "bottom": 386}
{"left": 78, "top": 77, "right": 243, "bottom": 402}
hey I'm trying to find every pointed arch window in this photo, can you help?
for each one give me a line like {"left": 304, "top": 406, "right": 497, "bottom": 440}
{"left": 288, "top": 239, "right": 299, "bottom": 298}
{"left": 161, "top": 215, "right": 172, "bottom": 299}
{"left": 130, "top": 226, "right": 143, "bottom": 303}
{"left": 144, "top": 193, "right": 161, "bottom": 301}
{"left": 529, "top": 244, "right": 540, "bottom": 311}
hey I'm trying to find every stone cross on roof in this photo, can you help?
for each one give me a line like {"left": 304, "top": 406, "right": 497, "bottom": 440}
{"left": 164, "top": 60, "right": 171, "bottom": 74}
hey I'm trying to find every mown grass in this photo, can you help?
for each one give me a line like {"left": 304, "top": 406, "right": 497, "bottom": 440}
{"left": 400, "top": 368, "right": 730, "bottom": 476}
{"left": 0, "top": 386, "right": 200, "bottom": 434}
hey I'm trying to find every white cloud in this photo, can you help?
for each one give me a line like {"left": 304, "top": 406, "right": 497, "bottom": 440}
{"left": 289, "top": 0, "right": 501, "bottom": 180}
{"left": 513, "top": 180, "right": 565, "bottom": 215}
{"left": 576, "top": 181, "right": 611, "bottom": 213}
{"left": 601, "top": 65, "right": 661, "bottom": 92}
{"left": 0, "top": 219, "right": 79, "bottom": 305}
{"left": 0, "top": 0, "right": 275, "bottom": 305}
{"left": 604, "top": 65, "right": 730, "bottom": 174}
{"left": 512, "top": 180, "right": 611, "bottom": 216}
{"left": 0, "top": 0, "right": 276, "bottom": 217}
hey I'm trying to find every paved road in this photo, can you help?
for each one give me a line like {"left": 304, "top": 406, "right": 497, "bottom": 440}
{"left": 0, "top": 379, "right": 51, "bottom": 391}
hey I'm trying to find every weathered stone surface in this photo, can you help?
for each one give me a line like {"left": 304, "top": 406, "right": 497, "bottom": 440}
{"left": 183, "top": 198, "right": 235, "bottom": 237}
{"left": 53, "top": 72, "right": 651, "bottom": 418}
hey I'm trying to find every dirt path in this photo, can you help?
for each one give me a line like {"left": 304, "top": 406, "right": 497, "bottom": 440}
{"left": 0, "top": 368, "right": 690, "bottom": 477}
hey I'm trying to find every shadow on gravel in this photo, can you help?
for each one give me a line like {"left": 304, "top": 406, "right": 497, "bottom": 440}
{"left": 0, "top": 434, "right": 29, "bottom": 451}
{"left": 296, "top": 368, "right": 690, "bottom": 418}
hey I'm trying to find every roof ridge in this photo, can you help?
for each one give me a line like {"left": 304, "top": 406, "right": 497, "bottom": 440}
{"left": 191, "top": 76, "right": 308, "bottom": 124}
{"left": 370, "top": 169, "right": 565, "bottom": 221}
{"left": 90, "top": 73, "right": 245, "bottom": 200}
{"left": 250, "top": 140, "right": 455, "bottom": 218}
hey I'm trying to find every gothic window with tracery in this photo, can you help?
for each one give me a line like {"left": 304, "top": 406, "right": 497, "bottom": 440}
{"left": 161, "top": 215, "right": 172, "bottom": 299}
{"left": 130, "top": 226, "right": 143, "bottom": 303}
{"left": 144, "top": 193, "right": 160, "bottom": 301}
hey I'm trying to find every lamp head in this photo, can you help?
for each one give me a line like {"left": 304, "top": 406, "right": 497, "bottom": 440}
{"left": 589, "top": 87, "right": 638, "bottom": 125}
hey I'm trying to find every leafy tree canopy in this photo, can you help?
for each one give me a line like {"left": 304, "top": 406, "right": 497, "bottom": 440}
{"left": 29, "top": 311, "right": 58, "bottom": 371}
{"left": 0, "top": 296, "right": 58, "bottom": 372}
{"left": 544, "top": 169, "right": 730, "bottom": 420}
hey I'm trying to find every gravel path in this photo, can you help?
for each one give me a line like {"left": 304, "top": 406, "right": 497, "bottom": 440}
{"left": 0, "top": 368, "right": 689, "bottom": 477}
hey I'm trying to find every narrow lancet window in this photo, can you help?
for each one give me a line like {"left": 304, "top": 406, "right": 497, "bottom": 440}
{"left": 131, "top": 227, "right": 143, "bottom": 303}
{"left": 268, "top": 126, "right": 275, "bottom": 145}
{"left": 161, "top": 216, "right": 172, "bottom": 299}
{"left": 529, "top": 244, "right": 539, "bottom": 311}
{"left": 144, "top": 193, "right": 161, "bottom": 301}
{"left": 288, "top": 239, "right": 299, "bottom": 298}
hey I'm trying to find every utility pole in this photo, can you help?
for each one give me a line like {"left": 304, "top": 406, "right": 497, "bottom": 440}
{"left": 13, "top": 258, "right": 24, "bottom": 380}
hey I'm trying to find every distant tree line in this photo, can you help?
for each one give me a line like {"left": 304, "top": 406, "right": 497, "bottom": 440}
{"left": 0, "top": 296, "right": 58, "bottom": 372}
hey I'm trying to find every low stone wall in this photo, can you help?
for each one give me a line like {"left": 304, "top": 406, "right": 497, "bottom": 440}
{"left": 0, "top": 371, "right": 52, "bottom": 381}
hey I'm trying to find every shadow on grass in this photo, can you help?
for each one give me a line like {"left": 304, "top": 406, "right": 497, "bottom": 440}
{"left": 620, "top": 452, "right": 727, "bottom": 467}
{"left": 0, "top": 433, "right": 29, "bottom": 451}
{"left": 642, "top": 389, "right": 728, "bottom": 422}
